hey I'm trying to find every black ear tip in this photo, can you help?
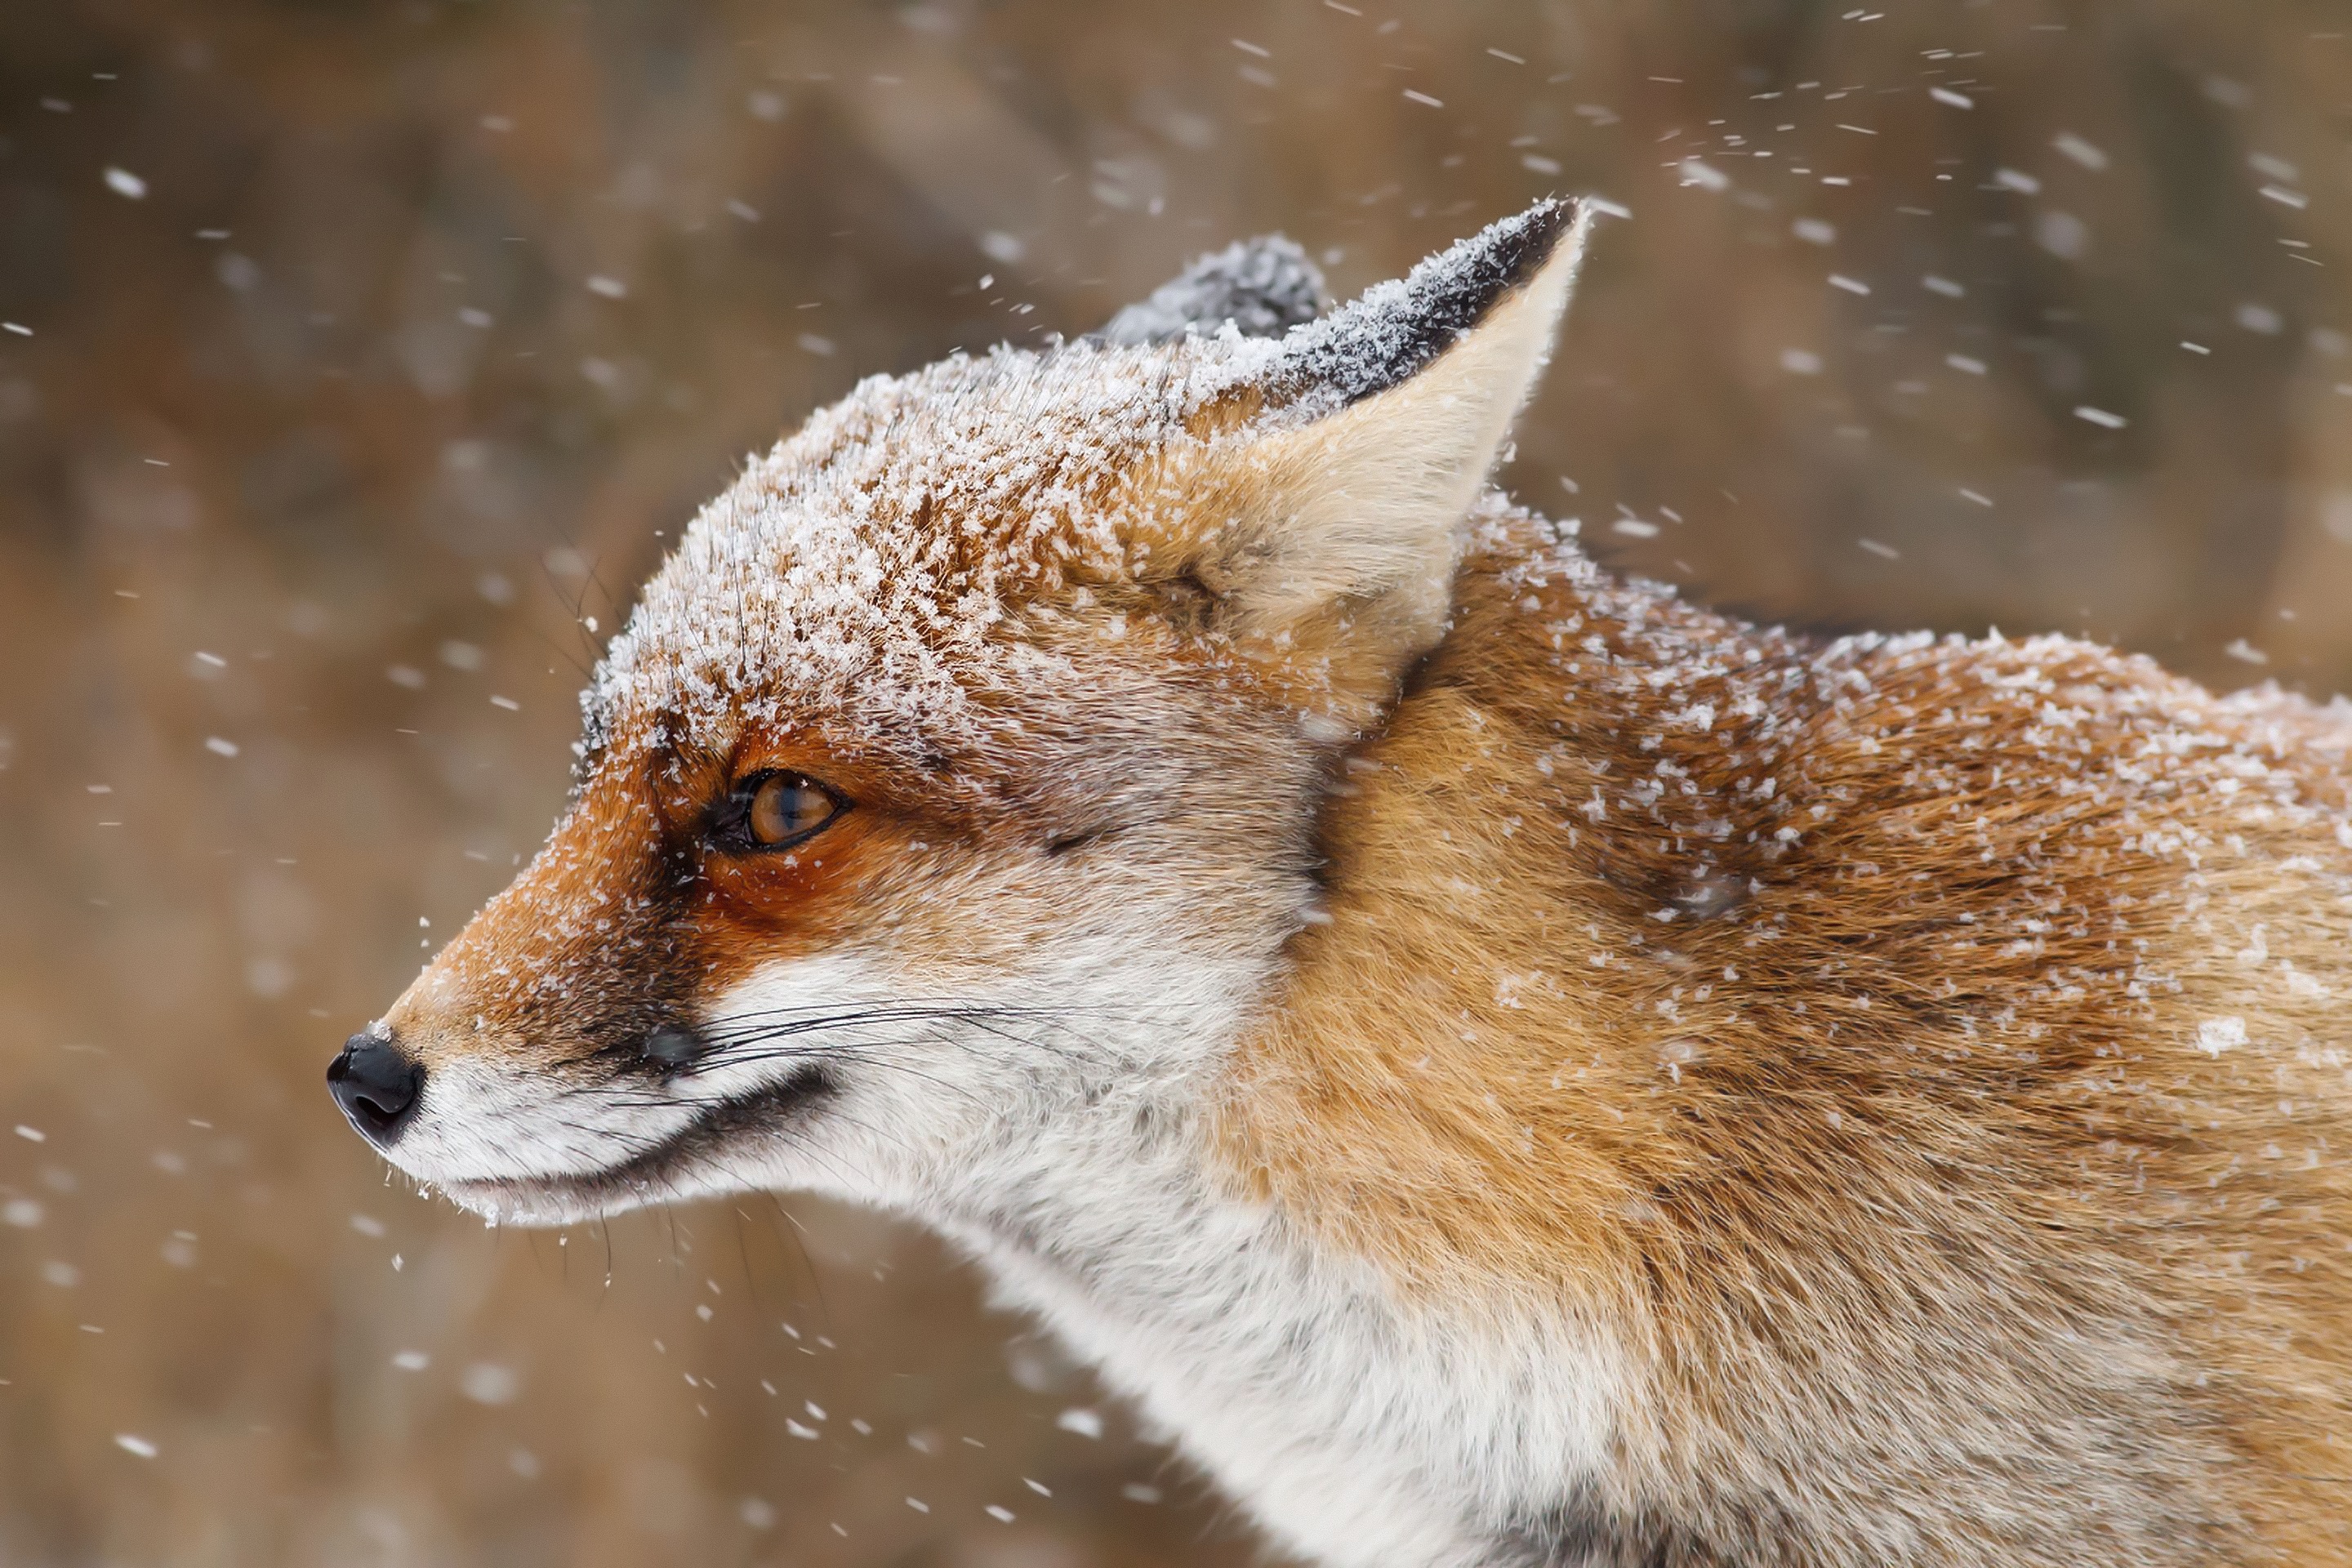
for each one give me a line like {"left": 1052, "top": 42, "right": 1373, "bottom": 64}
{"left": 1273, "top": 198, "right": 1594, "bottom": 407}
{"left": 1494, "top": 196, "right": 1581, "bottom": 282}
{"left": 1447, "top": 198, "right": 1582, "bottom": 315}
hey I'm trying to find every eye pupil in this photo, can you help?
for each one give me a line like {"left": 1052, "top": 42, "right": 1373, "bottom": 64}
{"left": 746, "top": 774, "right": 834, "bottom": 847}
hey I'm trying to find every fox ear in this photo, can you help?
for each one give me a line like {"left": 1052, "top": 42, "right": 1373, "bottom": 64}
{"left": 1172, "top": 199, "right": 1594, "bottom": 720}
{"left": 1098, "top": 233, "right": 1326, "bottom": 344}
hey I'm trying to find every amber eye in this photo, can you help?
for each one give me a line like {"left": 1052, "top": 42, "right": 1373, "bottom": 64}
{"left": 715, "top": 772, "right": 842, "bottom": 853}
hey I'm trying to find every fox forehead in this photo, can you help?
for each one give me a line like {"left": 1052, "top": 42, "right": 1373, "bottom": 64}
{"left": 587, "top": 332, "right": 1294, "bottom": 761}
{"left": 585, "top": 197, "right": 1585, "bottom": 764}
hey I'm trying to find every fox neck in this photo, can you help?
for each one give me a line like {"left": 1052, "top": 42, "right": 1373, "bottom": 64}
{"left": 917, "top": 1061, "right": 1626, "bottom": 1568}
{"left": 905, "top": 508, "right": 1635, "bottom": 1567}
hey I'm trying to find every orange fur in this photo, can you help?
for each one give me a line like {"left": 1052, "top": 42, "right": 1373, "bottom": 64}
{"left": 1219, "top": 506, "right": 2352, "bottom": 1562}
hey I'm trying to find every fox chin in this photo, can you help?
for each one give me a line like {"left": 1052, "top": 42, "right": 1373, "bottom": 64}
{"left": 331, "top": 199, "right": 2352, "bottom": 1568}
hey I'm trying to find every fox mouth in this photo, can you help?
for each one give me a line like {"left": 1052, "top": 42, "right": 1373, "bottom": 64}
{"left": 440, "top": 1065, "right": 836, "bottom": 1225}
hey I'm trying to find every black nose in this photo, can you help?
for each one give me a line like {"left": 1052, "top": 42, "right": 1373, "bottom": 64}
{"left": 327, "top": 1032, "right": 425, "bottom": 1147}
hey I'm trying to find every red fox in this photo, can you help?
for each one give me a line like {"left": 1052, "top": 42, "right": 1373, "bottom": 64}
{"left": 331, "top": 199, "right": 2352, "bottom": 1567}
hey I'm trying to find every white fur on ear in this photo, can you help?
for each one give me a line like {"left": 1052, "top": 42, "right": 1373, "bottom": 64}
{"left": 1200, "top": 200, "right": 1596, "bottom": 675}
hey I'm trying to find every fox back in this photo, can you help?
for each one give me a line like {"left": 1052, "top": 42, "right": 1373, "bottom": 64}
{"left": 332, "top": 201, "right": 2352, "bottom": 1568}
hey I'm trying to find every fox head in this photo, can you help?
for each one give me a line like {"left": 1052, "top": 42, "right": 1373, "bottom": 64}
{"left": 329, "top": 200, "right": 1593, "bottom": 1226}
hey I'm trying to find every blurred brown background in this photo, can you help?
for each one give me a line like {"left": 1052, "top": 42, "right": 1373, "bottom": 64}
{"left": 2, "top": 1, "right": 2349, "bottom": 1563}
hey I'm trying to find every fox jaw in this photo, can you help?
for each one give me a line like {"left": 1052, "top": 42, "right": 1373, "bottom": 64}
{"left": 335, "top": 203, "right": 1592, "bottom": 1233}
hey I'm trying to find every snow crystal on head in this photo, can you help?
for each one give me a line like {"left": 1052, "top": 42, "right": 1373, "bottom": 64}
{"left": 586, "top": 332, "right": 1285, "bottom": 758}
{"left": 583, "top": 198, "right": 1588, "bottom": 761}
{"left": 1098, "top": 234, "right": 1326, "bottom": 345}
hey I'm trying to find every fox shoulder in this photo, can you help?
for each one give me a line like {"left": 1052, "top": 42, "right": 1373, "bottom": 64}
{"left": 1223, "top": 514, "right": 2352, "bottom": 1561}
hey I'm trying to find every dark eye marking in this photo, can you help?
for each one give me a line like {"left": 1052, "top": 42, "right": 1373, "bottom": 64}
{"left": 706, "top": 771, "right": 847, "bottom": 855}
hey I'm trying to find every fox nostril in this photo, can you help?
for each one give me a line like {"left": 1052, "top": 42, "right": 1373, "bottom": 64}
{"left": 327, "top": 1032, "right": 426, "bottom": 1148}
{"left": 642, "top": 1024, "right": 709, "bottom": 1069}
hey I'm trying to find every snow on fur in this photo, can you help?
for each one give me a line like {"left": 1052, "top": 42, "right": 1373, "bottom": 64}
{"left": 587, "top": 200, "right": 1588, "bottom": 759}
{"left": 1098, "top": 233, "right": 1327, "bottom": 345}
{"left": 588, "top": 333, "right": 1281, "bottom": 758}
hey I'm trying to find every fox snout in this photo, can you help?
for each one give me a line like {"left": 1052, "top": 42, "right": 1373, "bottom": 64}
{"left": 323, "top": 1016, "right": 714, "bottom": 1152}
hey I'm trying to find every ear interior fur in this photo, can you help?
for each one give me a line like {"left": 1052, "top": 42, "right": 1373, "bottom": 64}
{"left": 1178, "top": 202, "right": 1594, "bottom": 721}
